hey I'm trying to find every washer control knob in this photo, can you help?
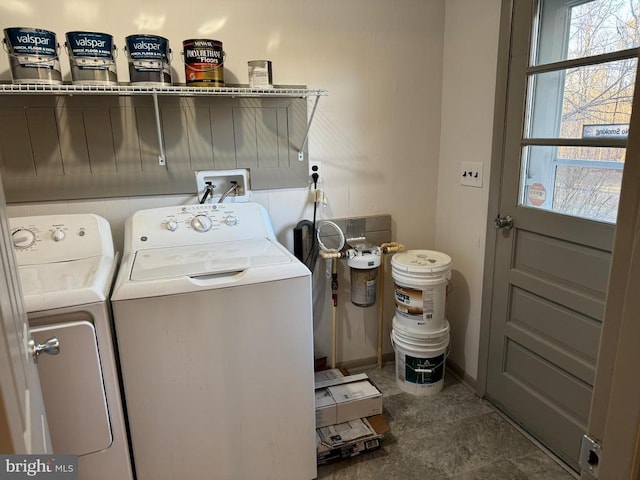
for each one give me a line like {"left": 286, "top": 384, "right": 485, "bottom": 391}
{"left": 51, "top": 228, "right": 65, "bottom": 242}
{"left": 224, "top": 215, "right": 238, "bottom": 226}
{"left": 166, "top": 219, "right": 178, "bottom": 232}
{"left": 12, "top": 229, "right": 36, "bottom": 249}
{"left": 191, "top": 214, "right": 213, "bottom": 232}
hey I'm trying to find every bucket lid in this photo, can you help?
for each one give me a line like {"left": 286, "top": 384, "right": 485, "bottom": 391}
{"left": 392, "top": 316, "right": 450, "bottom": 339}
{"left": 391, "top": 250, "right": 451, "bottom": 274}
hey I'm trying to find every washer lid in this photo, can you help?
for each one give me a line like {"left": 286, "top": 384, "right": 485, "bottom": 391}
{"left": 130, "top": 237, "right": 292, "bottom": 281}
{"left": 19, "top": 256, "right": 114, "bottom": 312}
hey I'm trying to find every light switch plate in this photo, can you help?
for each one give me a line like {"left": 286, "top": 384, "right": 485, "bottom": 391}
{"left": 461, "top": 162, "right": 483, "bottom": 188}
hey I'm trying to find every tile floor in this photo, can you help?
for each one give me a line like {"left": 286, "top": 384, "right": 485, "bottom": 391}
{"left": 316, "top": 364, "right": 577, "bottom": 480}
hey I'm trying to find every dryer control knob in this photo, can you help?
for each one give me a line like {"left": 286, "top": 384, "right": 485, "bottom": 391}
{"left": 12, "top": 229, "right": 36, "bottom": 249}
{"left": 224, "top": 215, "right": 238, "bottom": 226}
{"left": 191, "top": 214, "right": 213, "bottom": 232}
{"left": 51, "top": 228, "right": 65, "bottom": 242}
{"left": 166, "top": 219, "right": 178, "bottom": 232}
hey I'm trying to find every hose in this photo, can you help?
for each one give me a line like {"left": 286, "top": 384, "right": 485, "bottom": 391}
{"left": 199, "top": 183, "right": 214, "bottom": 204}
{"left": 218, "top": 182, "right": 239, "bottom": 203}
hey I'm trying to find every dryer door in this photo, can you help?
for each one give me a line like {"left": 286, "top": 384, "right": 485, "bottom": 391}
{"left": 31, "top": 320, "right": 112, "bottom": 455}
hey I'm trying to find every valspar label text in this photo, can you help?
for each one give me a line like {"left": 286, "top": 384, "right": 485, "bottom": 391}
{"left": 66, "top": 32, "right": 113, "bottom": 59}
{"left": 125, "top": 34, "right": 170, "bottom": 62}
{"left": 4, "top": 28, "right": 58, "bottom": 57}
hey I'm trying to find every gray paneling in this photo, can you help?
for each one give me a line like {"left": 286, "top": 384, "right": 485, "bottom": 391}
{"left": 0, "top": 95, "right": 310, "bottom": 201}
{"left": 111, "top": 106, "right": 142, "bottom": 173}
{"left": 185, "top": 107, "right": 214, "bottom": 170}
{"left": 256, "top": 108, "right": 279, "bottom": 168}
{"left": 505, "top": 340, "right": 592, "bottom": 423}
{"left": 56, "top": 108, "right": 91, "bottom": 176}
{"left": 0, "top": 108, "right": 35, "bottom": 176}
{"left": 159, "top": 107, "right": 189, "bottom": 171}
{"left": 210, "top": 107, "right": 236, "bottom": 169}
{"left": 26, "top": 109, "right": 63, "bottom": 176}
{"left": 276, "top": 107, "right": 290, "bottom": 167}
{"left": 135, "top": 106, "right": 164, "bottom": 172}
{"left": 84, "top": 109, "right": 117, "bottom": 174}
{"left": 233, "top": 108, "right": 258, "bottom": 169}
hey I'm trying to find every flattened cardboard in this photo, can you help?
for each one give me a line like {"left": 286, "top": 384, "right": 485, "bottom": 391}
{"left": 314, "top": 374, "right": 382, "bottom": 428}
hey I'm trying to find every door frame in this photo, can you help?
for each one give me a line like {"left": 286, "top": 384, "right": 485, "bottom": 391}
{"left": 581, "top": 55, "right": 640, "bottom": 480}
{"left": 477, "top": 0, "right": 514, "bottom": 399}
{"left": 478, "top": 0, "right": 640, "bottom": 476}
{"left": 0, "top": 313, "right": 25, "bottom": 453}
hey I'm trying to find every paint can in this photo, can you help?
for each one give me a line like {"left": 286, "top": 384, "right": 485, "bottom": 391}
{"left": 124, "top": 34, "right": 172, "bottom": 86}
{"left": 391, "top": 316, "right": 450, "bottom": 396}
{"left": 248, "top": 60, "right": 272, "bottom": 89}
{"left": 65, "top": 31, "right": 117, "bottom": 85}
{"left": 3, "top": 27, "right": 62, "bottom": 84}
{"left": 391, "top": 250, "right": 452, "bottom": 332}
{"left": 182, "top": 39, "right": 224, "bottom": 87}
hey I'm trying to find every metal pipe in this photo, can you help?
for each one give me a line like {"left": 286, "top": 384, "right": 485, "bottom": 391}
{"left": 377, "top": 253, "right": 385, "bottom": 369}
{"left": 377, "top": 242, "right": 404, "bottom": 368}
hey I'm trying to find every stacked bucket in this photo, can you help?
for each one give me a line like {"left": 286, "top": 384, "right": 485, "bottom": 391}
{"left": 391, "top": 250, "right": 452, "bottom": 396}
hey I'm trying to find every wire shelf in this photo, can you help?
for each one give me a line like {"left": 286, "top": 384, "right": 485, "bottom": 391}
{"left": 0, "top": 83, "right": 327, "bottom": 98}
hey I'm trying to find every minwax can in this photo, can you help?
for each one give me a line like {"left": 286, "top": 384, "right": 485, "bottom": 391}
{"left": 182, "top": 39, "right": 224, "bottom": 87}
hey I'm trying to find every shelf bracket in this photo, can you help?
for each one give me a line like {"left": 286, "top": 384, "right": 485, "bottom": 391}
{"left": 152, "top": 91, "right": 166, "bottom": 166}
{"left": 297, "top": 95, "right": 322, "bottom": 162}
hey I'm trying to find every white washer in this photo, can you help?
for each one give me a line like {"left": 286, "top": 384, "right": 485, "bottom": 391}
{"left": 9, "top": 214, "right": 133, "bottom": 480}
{"left": 111, "top": 202, "right": 316, "bottom": 480}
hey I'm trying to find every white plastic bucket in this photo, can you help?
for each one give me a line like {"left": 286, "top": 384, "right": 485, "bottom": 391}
{"left": 391, "top": 316, "right": 449, "bottom": 396}
{"left": 391, "top": 250, "right": 451, "bottom": 332}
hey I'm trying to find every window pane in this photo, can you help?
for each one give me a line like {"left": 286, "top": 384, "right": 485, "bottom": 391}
{"left": 554, "top": 165, "right": 622, "bottom": 222}
{"left": 520, "top": 146, "right": 624, "bottom": 223}
{"left": 535, "top": 0, "right": 640, "bottom": 66}
{"left": 527, "top": 58, "right": 636, "bottom": 138}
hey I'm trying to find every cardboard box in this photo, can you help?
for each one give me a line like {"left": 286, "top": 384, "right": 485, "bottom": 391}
{"left": 314, "top": 370, "right": 382, "bottom": 428}
{"left": 316, "top": 414, "right": 390, "bottom": 465}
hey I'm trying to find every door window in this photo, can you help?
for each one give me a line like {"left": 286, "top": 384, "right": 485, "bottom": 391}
{"left": 520, "top": 0, "right": 640, "bottom": 223}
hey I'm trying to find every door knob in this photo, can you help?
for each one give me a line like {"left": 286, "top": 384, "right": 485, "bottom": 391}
{"left": 29, "top": 337, "right": 60, "bottom": 364}
{"left": 494, "top": 215, "right": 514, "bottom": 231}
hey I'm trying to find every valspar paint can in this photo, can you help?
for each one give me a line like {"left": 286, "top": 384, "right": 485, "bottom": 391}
{"left": 124, "top": 34, "right": 172, "bottom": 85}
{"left": 248, "top": 60, "right": 272, "bottom": 89}
{"left": 65, "top": 31, "right": 117, "bottom": 85}
{"left": 3, "top": 27, "right": 62, "bottom": 84}
{"left": 182, "top": 39, "right": 224, "bottom": 87}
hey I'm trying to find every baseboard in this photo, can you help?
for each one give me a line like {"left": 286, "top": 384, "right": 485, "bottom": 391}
{"left": 446, "top": 359, "right": 478, "bottom": 392}
{"left": 340, "top": 353, "right": 395, "bottom": 373}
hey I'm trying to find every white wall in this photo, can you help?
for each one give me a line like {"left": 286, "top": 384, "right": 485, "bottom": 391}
{"left": 435, "top": 0, "right": 501, "bottom": 380}
{"left": 1, "top": 0, "right": 446, "bottom": 366}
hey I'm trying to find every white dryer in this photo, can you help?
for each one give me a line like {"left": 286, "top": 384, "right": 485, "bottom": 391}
{"left": 111, "top": 202, "right": 316, "bottom": 480}
{"left": 10, "top": 214, "right": 133, "bottom": 480}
